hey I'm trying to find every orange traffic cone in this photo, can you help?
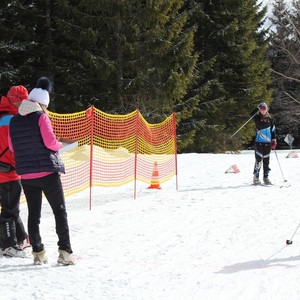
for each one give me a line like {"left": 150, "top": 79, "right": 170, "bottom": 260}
{"left": 147, "top": 162, "right": 161, "bottom": 189}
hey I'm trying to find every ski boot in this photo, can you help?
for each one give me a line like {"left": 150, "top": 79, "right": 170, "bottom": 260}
{"left": 253, "top": 175, "right": 261, "bottom": 185}
{"left": 263, "top": 177, "right": 272, "bottom": 185}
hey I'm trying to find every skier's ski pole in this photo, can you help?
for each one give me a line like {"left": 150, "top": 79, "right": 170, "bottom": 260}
{"left": 273, "top": 149, "right": 287, "bottom": 182}
{"left": 231, "top": 113, "right": 256, "bottom": 138}
{"left": 286, "top": 222, "right": 300, "bottom": 245}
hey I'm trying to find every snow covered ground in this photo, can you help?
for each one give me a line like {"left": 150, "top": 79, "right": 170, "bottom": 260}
{"left": 2, "top": 150, "right": 300, "bottom": 300}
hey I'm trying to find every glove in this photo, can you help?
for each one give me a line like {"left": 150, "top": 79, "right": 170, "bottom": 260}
{"left": 271, "top": 139, "right": 277, "bottom": 150}
{"left": 251, "top": 107, "right": 259, "bottom": 116}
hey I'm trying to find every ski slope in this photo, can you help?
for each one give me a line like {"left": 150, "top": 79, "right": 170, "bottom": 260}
{"left": 2, "top": 150, "right": 300, "bottom": 300}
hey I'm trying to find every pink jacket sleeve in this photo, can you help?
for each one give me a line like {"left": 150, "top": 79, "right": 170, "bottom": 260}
{"left": 39, "top": 114, "right": 62, "bottom": 152}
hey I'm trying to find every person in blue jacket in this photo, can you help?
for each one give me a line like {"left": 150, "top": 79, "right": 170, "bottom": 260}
{"left": 251, "top": 102, "right": 277, "bottom": 185}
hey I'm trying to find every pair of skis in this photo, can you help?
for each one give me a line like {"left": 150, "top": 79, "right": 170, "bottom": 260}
{"left": 252, "top": 180, "right": 290, "bottom": 188}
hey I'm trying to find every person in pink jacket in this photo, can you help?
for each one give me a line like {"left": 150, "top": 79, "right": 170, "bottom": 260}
{"left": 9, "top": 77, "right": 75, "bottom": 265}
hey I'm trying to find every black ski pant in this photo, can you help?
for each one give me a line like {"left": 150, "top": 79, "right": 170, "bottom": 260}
{"left": 21, "top": 172, "right": 72, "bottom": 253}
{"left": 0, "top": 180, "right": 27, "bottom": 245}
{"left": 253, "top": 142, "right": 271, "bottom": 178}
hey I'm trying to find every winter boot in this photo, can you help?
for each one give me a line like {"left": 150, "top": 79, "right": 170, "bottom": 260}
{"left": 57, "top": 250, "right": 75, "bottom": 265}
{"left": 3, "top": 246, "right": 26, "bottom": 258}
{"left": 32, "top": 250, "right": 48, "bottom": 265}
{"left": 253, "top": 175, "right": 261, "bottom": 185}
{"left": 263, "top": 177, "right": 272, "bottom": 185}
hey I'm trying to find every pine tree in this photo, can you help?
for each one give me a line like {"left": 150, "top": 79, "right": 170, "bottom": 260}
{"left": 0, "top": 1, "right": 58, "bottom": 98}
{"left": 95, "top": 0, "right": 198, "bottom": 121}
{"left": 0, "top": 1, "right": 32, "bottom": 94}
{"left": 41, "top": 0, "right": 197, "bottom": 119}
{"left": 1, "top": 1, "right": 197, "bottom": 121}
{"left": 184, "top": 0, "right": 272, "bottom": 152}
{"left": 50, "top": 0, "right": 107, "bottom": 111}
{"left": 268, "top": 0, "right": 300, "bottom": 148}
{"left": 175, "top": 1, "right": 209, "bottom": 151}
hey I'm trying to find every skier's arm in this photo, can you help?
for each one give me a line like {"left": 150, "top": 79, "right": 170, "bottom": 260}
{"left": 271, "top": 122, "right": 276, "bottom": 140}
{"left": 250, "top": 108, "right": 258, "bottom": 116}
{"left": 250, "top": 107, "right": 260, "bottom": 117}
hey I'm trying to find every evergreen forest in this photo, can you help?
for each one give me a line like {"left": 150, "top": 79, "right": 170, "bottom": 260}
{"left": 0, "top": 0, "right": 299, "bottom": 152}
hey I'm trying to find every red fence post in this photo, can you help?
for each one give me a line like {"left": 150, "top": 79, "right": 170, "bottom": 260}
{"left": 89, "top": 106, "right": 94, "bottom": 210}
{"left": 134, "top": 110, "right": 139, "bottom": 199}
{"left": 173, "top": 112, "right": 178, "bottom": 191}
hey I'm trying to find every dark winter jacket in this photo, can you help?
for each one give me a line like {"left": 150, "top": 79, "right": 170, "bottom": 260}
{"left": 250, "top": 108, "right": 276, "bottom": 144}
{"left": 9, "top": 111, "right": 65, "bottom": 175}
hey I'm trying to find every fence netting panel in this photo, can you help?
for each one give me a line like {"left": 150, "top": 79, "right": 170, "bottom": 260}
{"left": 49, "top": 107, "right": 176, "bottom": 197}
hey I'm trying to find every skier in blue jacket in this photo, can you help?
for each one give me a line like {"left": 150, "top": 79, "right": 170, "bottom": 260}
{"left": 251, "top": 102, "right": 276, "bottom": 185}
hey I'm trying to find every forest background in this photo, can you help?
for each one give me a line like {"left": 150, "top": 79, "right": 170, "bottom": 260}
{"left": 0, "top": 0, "right": 299, "bottom": 153}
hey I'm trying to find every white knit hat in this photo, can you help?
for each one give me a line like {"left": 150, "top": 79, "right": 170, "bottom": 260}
{"left": 28, "top": 77, "right": 52, "bottom": 107}
{"left": 28, "top": 88, "right": 49, "bottom": 106}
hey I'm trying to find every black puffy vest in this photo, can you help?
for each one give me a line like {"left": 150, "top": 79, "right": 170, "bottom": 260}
{"left": 10, "top": 111, "right": 65, "bottom": 175}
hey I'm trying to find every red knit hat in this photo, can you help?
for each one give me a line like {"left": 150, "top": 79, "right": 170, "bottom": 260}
{"left": 259, "top": 102, "right": 268, "bottom": 111}
{"left": 7, "top": 85, "right": 28, "bottom": 103}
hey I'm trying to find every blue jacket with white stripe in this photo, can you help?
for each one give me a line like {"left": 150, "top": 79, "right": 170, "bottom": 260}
{"left": 252, "top": 112, "right": 276, "bottom": 144}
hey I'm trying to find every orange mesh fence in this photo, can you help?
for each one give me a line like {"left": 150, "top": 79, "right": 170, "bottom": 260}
{"left": 49, "top": 106, "right": 177, "bottom": 202}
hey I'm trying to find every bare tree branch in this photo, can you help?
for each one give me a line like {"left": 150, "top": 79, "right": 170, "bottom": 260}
{"left": 284, "top": 91, "right": 300, "bottom": 105}
{"left": 284, "top": 10, "right": 300, "bottom": 42}
{"left": 273, "top": 43, "right": 300, "bottom": 64}
{"left": 271, "top": 68, "right": 300, "bottom": 83}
